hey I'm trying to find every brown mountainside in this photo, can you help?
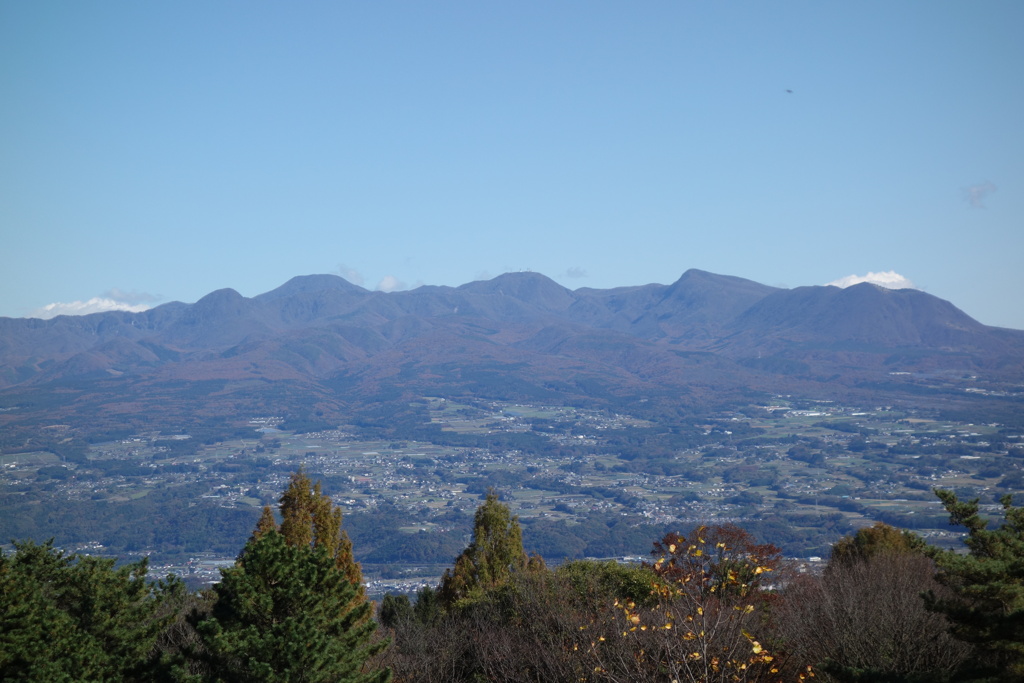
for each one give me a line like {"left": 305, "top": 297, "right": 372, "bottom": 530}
{"left": 1, "top": 270, "right": 1021, "bottom": 438}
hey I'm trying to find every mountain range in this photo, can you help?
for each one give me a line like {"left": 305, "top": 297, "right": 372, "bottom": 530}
{"left": 2, "top": 269, "right": 1022, "bottom": 440}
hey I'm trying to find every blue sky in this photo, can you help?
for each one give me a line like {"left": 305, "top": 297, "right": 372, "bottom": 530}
{"left": 2, "top": 2, "right": 1022, "bottom": 328}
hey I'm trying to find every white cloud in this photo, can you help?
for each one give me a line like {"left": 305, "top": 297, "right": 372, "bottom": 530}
{"left": 564, "top": 266, "right": 588, "bottom": 279}
{"left": 964, "top": 181, "right": 996, "bottom": 209}
{"left": 336, "top": 263, "right": 365, "bottom": 286}
{"left": 27, "top": 297, "right": 152, "bottom": 319}
{"left": 375, "top": 275, "right": 405, "bottom": 293}
{"left": 825, "top": 271, "right": 917, "bottom": 290}
{"left": 102, "top": 288, "right": 159, "bottom": 305}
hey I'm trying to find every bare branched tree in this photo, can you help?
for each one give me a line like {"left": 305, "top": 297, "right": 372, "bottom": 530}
{"left": 775, "top": 552, "right": 969, "bottom": 682}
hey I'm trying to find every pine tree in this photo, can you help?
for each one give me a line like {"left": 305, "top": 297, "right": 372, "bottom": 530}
{"left": 193, "top": 531, "right": 389, "bottom": 683}
{"left": 0, "top": 540, "right": 174, "bottom": 681}
{"left": 927, "top": 489, "right": 1024, "bottom": 682}
{"left": 438, "top": 491, "right": 530, "bottom": 607}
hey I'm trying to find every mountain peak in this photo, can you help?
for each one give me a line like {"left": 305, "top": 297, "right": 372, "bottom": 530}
{"left": 458, "top": 272, "right": 575, "bottom": 310}
{"left": 255, "top": 274, "right": 366, "bottom": 301}
{"left": 194, "top": 288, "right": 245, "bottom": 306}
{"left": 659, "top": 270, "right": 778, "bottom": 319}
{"left": 672, "top": 269, "right": 774, "bottom": 289}
{"left": 676, "top": 268, "right": 715, "bottom": 280}
{"left": 731, "top": 282, "right": 987, "bottom": 349}
{"left": 480, "top": 271, "right": 562, "bottom": 287}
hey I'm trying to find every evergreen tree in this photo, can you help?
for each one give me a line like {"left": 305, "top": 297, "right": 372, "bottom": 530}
{"left": 252, "top": 505, "right": 278, "bottom": 541}
{"left": 438, "top": 491, "right": 530, "bottom": 607}
{"left": 378, "top": 594, "right": 413, "bottom": 629}
{"left": 828, "top": 522, "right": 927, "bottom": 567}
{"left": 412, "top": 586, "right": 441, "bottom": 626}
{"left": 192, "top": 530, "right": 389, "bottom": 683}
{"left": 0, "top": 540, "right": 174, "bottom": 682}
{"left": 927, "top": 489, "right": 1024, "bottom": 682}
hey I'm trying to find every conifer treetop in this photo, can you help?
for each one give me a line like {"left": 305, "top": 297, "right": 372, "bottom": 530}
{"left": 439, "top": 491, "right": 531, "bottom": 607}
{"left": 252, "top": 467, "right": 364, "bottom": 597}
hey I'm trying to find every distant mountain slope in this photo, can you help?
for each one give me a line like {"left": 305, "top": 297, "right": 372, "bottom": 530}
{"left": 524, "top": 269, "right": 769, "bottom": 348}
{"left": 715, "top": 283, "right": 1020, "bottom": 360}
{"left": 1, "top": 270, "right": 1022, "bottom": 438}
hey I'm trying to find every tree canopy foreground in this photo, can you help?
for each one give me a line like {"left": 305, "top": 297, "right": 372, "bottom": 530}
{"left": 3, "top": 481, "right": 1024, "bottom": 682}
